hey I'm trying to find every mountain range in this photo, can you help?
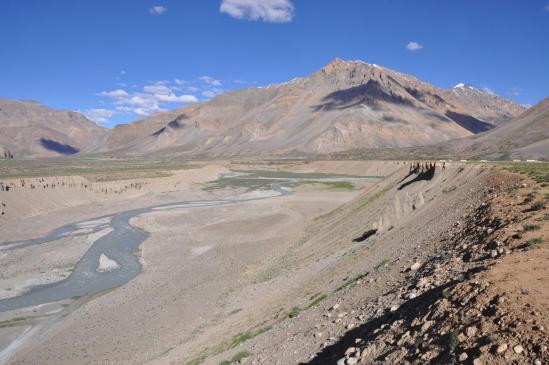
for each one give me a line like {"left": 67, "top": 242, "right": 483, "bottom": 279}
{"left": 1, "top": 59, "right": 546, "bottom": 160}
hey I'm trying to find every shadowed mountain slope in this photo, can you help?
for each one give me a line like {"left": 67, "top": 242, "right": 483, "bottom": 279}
{"left": 0, "top": 98, "right": 106, "bottom": 158}
{"left": 328, "top": 97, "right": 549, "bottom": 161}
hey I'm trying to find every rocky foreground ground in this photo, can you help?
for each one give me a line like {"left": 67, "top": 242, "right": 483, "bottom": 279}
{"left": 214, "top": 167, "right": 548, "bottom": 365}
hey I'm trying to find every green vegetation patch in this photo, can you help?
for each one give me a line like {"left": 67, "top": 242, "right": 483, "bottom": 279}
{"left": 441, "top": 290, "right": 452, "bottom": 300}
{"left": 0, "top": 158, "right": 198, "bottom": 179}
{"left": 524, "top": 193, "right": 536, "bottom": 203}
{"left": 374, "top": 259, "right": 389, "bottom": 270}
{"left": 306, "top": 294, "right": 328, "bottom": 309}
{"left": 527, "top": 237, "right": 544, "bottom": 248}
{"left": 0, "top": 316, "right": 30, "bottom": 329}
{"left": 185, "top": 355, "right": 207, "bottom": 365}
{"left": 337, "top": 272, "right": 368, "bottom": 291}
{"left": 530, "top": 200, "right": 546, "bottom": 211}
{"left": 219, "top": 351, "right": 252, "bottom": 365}
{"left": 523, "top": 223, "right": 541, "bottom": 231}
{"left": 503, "top": 162, "right": 549, "bottom": 184}
{"left": 227, "top": 332, "right": 254, "bottom": 349}
{"left": 288, "top": 306, "right": 301, "bottom": 318}
{"left": 204, "top": 169, "right": 379, "bottom": 192}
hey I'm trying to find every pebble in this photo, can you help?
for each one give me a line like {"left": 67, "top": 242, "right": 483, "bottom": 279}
{"left": 406, "top": 292, "right": 417, "bottom": 299}
{"left": 466, "top": 326, "right": 477, "bottom": 337}
{"left": 345, "top": 347, "right": 356, "bottom": 355}
{"left": 513, "top": 344, "right": 524, "bottom": 354}
{"left": 410, "top": 262, "right": 421, "bottom": 271}
{"left": 331, "top": 304, "right": 340, "bottom": 311}
{"left": 346, "top": 358, "right": 358, "bottom": 365}
{"left": 534, "top": 359, "right": 542, "bottom": 365}
{"left": 458, "top": 352, "right": 468, "bottom": 362}
{"left": 473, "top": 358, "right": 482, "bottom": 365}
{"left": 417, "top": 277, "right": 430, "bottom": 287}
{"left": 390, "top": 305, "right": 399, "bottom": 312}
{"left": 337, "top": 358, "right": 346, "bottom": 365}
{"left": 496, "top": 343, "right": 508, "bottom": 354}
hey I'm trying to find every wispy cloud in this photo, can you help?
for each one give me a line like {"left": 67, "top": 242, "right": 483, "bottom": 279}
{"left": 199, "top": 76, "right": 222, "bottom": 86}
{"left": 508, "top": 87, "right": 521, "bottom": 97}
{"left": 220, "top": 0, "right": 294, "bottom": 23}
{"left": 202, "top": 88, "right": 224, "bottom": 98}
{"left": 406, "top": 41, "right": 423, "bottom": 51}
{"left": 81, "top": 109, "right": 115, "bottom": 126}
{"left": 90, "top": 76, "right": 247, "bottom": 124}
{"left": 149, "top": 6, "right": 167, "bottom": 15}
{"left": 545, "top": 4, "right": 549, "bottom": 11}
{"left": 99, "top": 89, "right": 128, "bottom": 98}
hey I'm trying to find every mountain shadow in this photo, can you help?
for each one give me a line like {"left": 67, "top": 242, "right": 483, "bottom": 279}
{"left": 398, "top": 166, "right": 435, "bottom": 190}
{"left": 352, "top": 229, "right": 378, "bottom": 242}
{"left": 300, "top": 280, "right": 460, "bottom": 365}
{"left": 312, "top": 80, "right": 415, "bottom": 112}
{"left": 445, "top": 111, "right": 493, "bottom": 133}
{"left": 167, "top": 114, "right": 189, "bottom": 129}
{"left": 150, "top": 114, "right": 190, "bottom": 137}
{"left": 39, "top": 138, "right": 79, "bottom": 155}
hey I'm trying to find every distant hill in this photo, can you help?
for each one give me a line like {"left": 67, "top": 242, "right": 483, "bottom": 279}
{"left": 89, "top": 59, "right": 524, "bottom": 158}
{"left": 0, "top": 98, "right": 106, "bottom": 158}
{"left": 329, "top": 97, "right": 549, "bottom": 161}
{"left": 441, "top": 96, "right": 549, "bottom": 160}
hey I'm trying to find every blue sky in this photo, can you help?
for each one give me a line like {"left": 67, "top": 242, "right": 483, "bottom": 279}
{"left": 1, "top": 0, "right": 548, "bottom": 128}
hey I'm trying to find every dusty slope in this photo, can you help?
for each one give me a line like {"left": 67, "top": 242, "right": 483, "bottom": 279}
{"left": 91, "top": 59, "right": 523, "bottom": 158}
{"left": 205, "top": 165, "right": 548, "bottom": 365}
{"left": 0, "top": 98, "right": 106, "bottom": 158}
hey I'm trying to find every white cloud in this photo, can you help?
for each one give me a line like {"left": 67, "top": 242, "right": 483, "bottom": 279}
{"left": 220, "top": 0, "right": 294, "bottom": 23}
{"left": 545, "top": 4, "right": 549, "bottom": 11}
{"left": 202, "top": 88, "right": 224, "bottom": 98}
{"left": 98, "top": 84, "right": 198, "bottom": 118}
{"left": 81, "top": 109, "right": 115, "bottom": 126}
{"left": 144, "top": 85, "right": 172, "bottom": 95}
{"left": 99, "top": 89, "right": 128, "bottom": 98}
{"left": 199, "top": 76, "right": 222, "bottom": 86}
{"left": 406, "top": 41, "right": 423, "bottom": 51}
{"left": 149, "top": 6, "right": 167, "bottom": 15}
{"left": 120, "top": 70, "right": 127, "bottom": 75}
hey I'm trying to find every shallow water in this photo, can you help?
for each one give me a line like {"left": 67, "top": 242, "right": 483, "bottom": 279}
{"left": 0, "top": 184, "right": 287, "bottom": 312}
{"left": 0, "top": 170, "right": 378, "bottom": 312}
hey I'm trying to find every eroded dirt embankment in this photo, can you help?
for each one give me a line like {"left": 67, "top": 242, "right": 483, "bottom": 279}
{"left": 310, "top": 170, "right": 548, "bottom": 365}
{"left": 209, "top": 165, "right": 547, "bottom": 365}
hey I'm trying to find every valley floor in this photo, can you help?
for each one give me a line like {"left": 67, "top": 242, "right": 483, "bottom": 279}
{"left": 0, "top": 160, "right": 546, "bottom": 365}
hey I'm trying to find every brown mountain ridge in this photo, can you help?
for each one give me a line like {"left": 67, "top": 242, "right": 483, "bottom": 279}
{"left": 88, "top": 59, "right": 525, "bottom": 158}
{"left": 1, "top": 59, "right": 531, "bottom": 159}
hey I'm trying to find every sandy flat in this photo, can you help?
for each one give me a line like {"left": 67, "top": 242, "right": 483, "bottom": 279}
{"left": 0, "top": 160, "right": 400, "bottom": 365}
